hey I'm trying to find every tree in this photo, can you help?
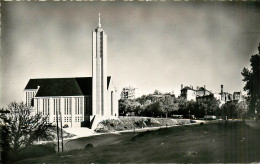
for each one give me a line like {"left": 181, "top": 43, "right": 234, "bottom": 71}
{"left": 0, "top": 102, "right": 49, "bottom": 160}
{"left": 241, "top": 43, "right": 260, "bottom": 116}
{"left": 119, "top": 99, "right": 141, "bottom": 116}
{"left": 197, "top": 97, "right": 220, "bottom": 118}
{"left": 221, "top": 101, "right": 237, "bottom": 119}
{"left": 236, "top": 101, "right": 248, "bottom": 119}
{"left": 144, "top": 101, "right": 162, "bottom": 117}
{"left": 159, "top": 95, "right": 177, "bottom": 118}
{"left": 219, "top": 101, "right": 249, "bottom": 119}
{"left": 153, "top": 90, "right": 162, "bottom": 95}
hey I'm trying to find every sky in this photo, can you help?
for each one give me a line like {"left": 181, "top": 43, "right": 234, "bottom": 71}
{"left": 1, "top": 1, "right": 260, "bottom": 107}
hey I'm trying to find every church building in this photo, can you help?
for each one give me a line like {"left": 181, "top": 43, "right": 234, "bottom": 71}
{"left": 24, "top": 14, "right": 119, "bottom": 128}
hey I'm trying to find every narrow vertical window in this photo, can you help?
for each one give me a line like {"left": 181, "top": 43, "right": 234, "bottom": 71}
{"left": 28, "top": 92, "right": 30, "bottom": 106}
{"left": 58, "top": 99, "right": 60, "bottom": 115}
{"left": 69, "top": 98, "right": 72, "bottom": 115}
{"left": 75, "top": 98, "right": 77, "bottom": 115}
{"left": 64, "top": 99, "right": 66, "bottom": 115}
{"left": 54, "top": 99, "right": 56, "bottom": 115}
{"left": 66, "top": 99, "right": 68, "bottom": 115}
{"left": 26, "top": 92, "right": 28, "bottom": 106}
{"left": 36, "top": 99, "right": 38, "bottom": 113}
{"left": 42, "top": 99, "right": 45, "bottom": 115}
{"left": 77, "top": 98, "right": 79, "bottom": 115}
{"left": 80, "top": 98, "right": 83, "bottom": 115}
{"left": 29, "top": 92, "right": 31, "bottom": 106}
{"left": 47, "top": 99, "right": 49, "bottom": 115}
{"left": 37, "top": 99, "right": 39, "bottom": 113}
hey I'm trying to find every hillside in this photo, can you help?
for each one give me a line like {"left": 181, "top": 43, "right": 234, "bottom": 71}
{"left": 95, "top": 117, "right": 191, "bottom": 133}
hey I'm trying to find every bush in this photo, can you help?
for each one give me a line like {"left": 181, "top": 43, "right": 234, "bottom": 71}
{"left": 85, "top": 144, "right": 94, "bottom": 150}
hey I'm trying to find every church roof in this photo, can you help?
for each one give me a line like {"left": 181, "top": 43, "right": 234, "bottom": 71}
{"left": 24, "top": 77, "right": 111, "bottom": 97}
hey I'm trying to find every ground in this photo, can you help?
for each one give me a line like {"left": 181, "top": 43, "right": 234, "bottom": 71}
{"left": 15, "top": 121, "right": 260, "bottom": 163}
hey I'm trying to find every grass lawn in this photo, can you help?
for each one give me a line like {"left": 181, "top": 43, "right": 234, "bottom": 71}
{"left": 16, "top": 121, "right": 260, "bottom": 163}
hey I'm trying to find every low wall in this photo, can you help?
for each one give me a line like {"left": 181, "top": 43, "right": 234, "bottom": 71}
{"left": 95, "top": 117, "right": 191, "bottom": 133}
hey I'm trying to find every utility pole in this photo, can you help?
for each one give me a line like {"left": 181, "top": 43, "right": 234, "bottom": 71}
{"left": 56, "top": 107, "right": 60, "bottom": 153}
{"left": 59, "top": 108, "right": 64, "bottom": 152}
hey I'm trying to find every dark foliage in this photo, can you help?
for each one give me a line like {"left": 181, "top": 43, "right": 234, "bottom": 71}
{"left": 241, "top": 43, "right": 260, "bottom": 115}
{"left": 0, "top": 102, "right": 50, "bottom": 162}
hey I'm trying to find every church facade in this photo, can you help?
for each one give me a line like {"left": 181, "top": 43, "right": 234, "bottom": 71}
{"left": 24, "top": 15, "right": 119, "bottom": 128}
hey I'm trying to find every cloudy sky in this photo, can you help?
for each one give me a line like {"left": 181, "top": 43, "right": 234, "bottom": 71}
{"left": 1, "top": 1, "right": 260, "bottom": 107}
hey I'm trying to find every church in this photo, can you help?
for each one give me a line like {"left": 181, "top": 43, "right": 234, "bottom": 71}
{"left": 24, "top": 14, "right": 119, "bottom": 128}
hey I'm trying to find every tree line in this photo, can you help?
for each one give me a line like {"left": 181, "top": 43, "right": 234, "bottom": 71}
{"left": 120, "top": 42, "right": 260, "bottom": 120}
{"left": 119, "top": 91, "right": 248, "bottom": 119}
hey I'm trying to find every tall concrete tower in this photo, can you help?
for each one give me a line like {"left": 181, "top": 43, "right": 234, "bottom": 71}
{"left": 92, "top": 13, "right": 107, "bottom": 116}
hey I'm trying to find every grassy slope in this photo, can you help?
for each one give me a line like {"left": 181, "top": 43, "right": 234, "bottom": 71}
{"left": 16, "top": 121, "right": 260, "bottom": 163}
{"left": 95, "top": 117, "right": 191, "bottom": 132}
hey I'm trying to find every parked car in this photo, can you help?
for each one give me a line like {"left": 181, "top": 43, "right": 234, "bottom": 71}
{"left": 171, "top": 115, "right": 183, "bottom": 119}
{"left": 204, "top": 115, "right": 216, "bottom": 120}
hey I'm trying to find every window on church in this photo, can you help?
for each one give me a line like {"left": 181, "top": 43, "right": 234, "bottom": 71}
{"left": 54, "top": 98, "right": 60, "bottom": 115}
{"left": 69, "top": 98, "right": 72, "bottom": 115}
{"left": 64, "top": 99, "right": 66, "bottom": 115}
{"left": 75, "top": 97, "right": 83, "bottom": 115}
{"left": 36, "top": 99, "right": 39, "bottom": 113}
{"left": 58, "top": 99, "right": 60, "bottom": 115}
{"left": 65, "top": 98, "right": 67, "bottom": 115}
{"left": 80, "top": 98, "right": 83, "bottom": 115}
{"left": 26, "top": 92, "right": 28, "bottom": 106}
{"left": 54, "top": 99, "right": 56, "bottom": 115}
{"left": 28, "top": 92, "right": 30, "bottom": 106}
{"left": 47, "top": 99, "right": 49, "bottom": 115}
{"left": 75, "top": 98, "right": 79, "bottom": 115}
{"left": 43, "top": 99, "right": 50, "bottom": 115}
{"left": 43, "top": 99, "right": 45, "bottom": 115}
{"left": 64, "top": 98, "right": 71, "bottom": 115}
{"left": 30, "top": 92, "right": 32, "bottom": 106}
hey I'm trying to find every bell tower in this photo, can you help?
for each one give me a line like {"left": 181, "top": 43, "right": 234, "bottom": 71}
{"left": 92, "top": 13, "right": 107, "bottom": 116}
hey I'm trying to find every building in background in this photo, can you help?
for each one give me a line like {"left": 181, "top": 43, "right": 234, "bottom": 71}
{"left": 180, "top": 84, "right": 245, "bottom": 105}
{"left": 196, "top": 86, "right": 211, "bottom": 97}
{"left": 121, "top": 86, "right": 140, "bottom": 100}
{"left": 180, "top": 85, "right": 197, "bottom": 101}
{"left": 24, "top": 14, "right": 119, "bottom": 128}
{"left": 180, "top": 84, "right": 212, "bottom": 101}
{"left": 233, "top": 92, "right": 244, "bottom": 102}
